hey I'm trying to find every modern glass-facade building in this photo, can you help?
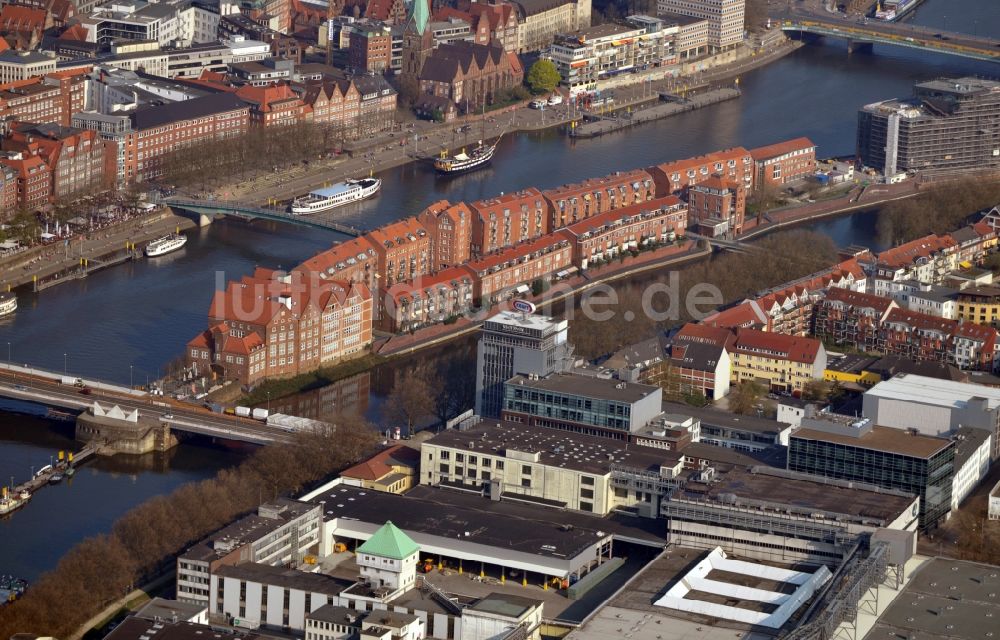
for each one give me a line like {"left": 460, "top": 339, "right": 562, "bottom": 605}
{"left": 788, "top": 416, "right": 955, "bottom": 530}
{"left": 502, "top": 373, "right": 663, "bottom": 438}
{"left": 475, "top": 311, "right": 573, "bottom": 417}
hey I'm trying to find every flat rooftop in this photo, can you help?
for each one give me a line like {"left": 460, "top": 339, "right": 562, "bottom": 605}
{"left": 676, "top": 467, "right": 917, "bottom": 524}
{"left": 507, "top": 372, "right": 659, "bottom": 403}
{"left": 791, "top": 424, "right": 953, "bottom": 459}
{"left": 662, "top": 402, "right": 791, "bottom": 435}
{"left": 105, "top": 618, "right": 260, "bottom": 640}
{"left": 483, "top": 310, "right": 566, "bottom": 334}
{"left": 864, "top": 558, "right": 1000, "bottom": 640}
{"left": 134, "top": 598, "right": 206, "bottom": 622}
{"left": 953, "top": 425, "right": 992, "bottom": 469}
{"left": 307, "top": 483, "right": 664, "bottom": 562}
{"left": 866, "top": 373, "right": 1000, "bottom": 410}
{"left": 215, "top": 563, "right": 352, "bottom": 595}
{"left": 826, "top": 354, "right": 879, "bottom": 374}
{"left": 179, "top": 499, "right": 316, "bottom": 563}
{"left": 424, "top": 420, "right": 680, "bottom": 476}
{"left": 568, "top": 548, "right": 812, "bottom": 640}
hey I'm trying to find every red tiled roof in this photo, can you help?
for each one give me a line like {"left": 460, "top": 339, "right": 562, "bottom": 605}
{"left": 675, "top": 322, "right": 735, "bottom": 348}
{"left": 296, "top": 236, "right": 377, "bottom": 276}
{"left": 702, "top": 300, "right": 768, "bottom": 330}
{"left": 235, "top": 82, "right": 302, "bottom": 112}
{"left": 748, "top": 137, "right": 816, "bottom": 161}
{"left": 563, "top": 196, "right": 683, "bottom": 236}
{"left": 466, "top": 230, "right": 572, "bottom": 272}
{"left": 385, "top": 265, "right": 473, "bottom": 303}
{"left": 732, "top": 328, "right": 822, "bottom": 364}
{"left": 58, "top": 23, "right": 88, "bottom": 41}
{"left": 876, "top": 233, "right": 956, "bottom": 269}
{"left": 822, "top": 287, "right": 897, "bottom": 314}
{"left": 0, "top": 5, "right": 46, "bottom": 32}
{"left": 689, "top": 174, "right": 737, "bottom": 191}
{"left": 470, "top": 188, "right": 543, "bottom": 218}
{"left": 340, "top": 444, "right": 419, "bottom": 481}
{"left": 883, "top": 308, "right": 957, "bottom": 334}
{"left": 542, "top": 168, "right": 653, "bottom": 200}
{"left": 366, "top": 217, "right": 429, "bottom": 251}
{"left": 651, "top": 147, "right": 751, "bottom": 179}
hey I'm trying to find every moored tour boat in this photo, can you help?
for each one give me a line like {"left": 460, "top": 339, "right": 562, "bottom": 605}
{"left": 0, "top": 292, "right": 16, "bottom": 317}
{"left": 146, "top": 234, "right": 187, "bottom": 257}
{"left": 434, "top": 140, "right": 498, "bottom": 175}
{"left": 290, "top": 178, "right": 381, "bottom": 215}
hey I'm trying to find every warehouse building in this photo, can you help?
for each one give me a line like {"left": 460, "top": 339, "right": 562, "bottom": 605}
{"left": 862, "top": 373, "right": 1000, "bottom": 458}
{"left": 662, "top": 466, "right": 920, "bottom": 566}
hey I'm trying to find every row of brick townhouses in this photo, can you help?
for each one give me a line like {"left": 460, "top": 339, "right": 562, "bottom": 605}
{"left": 198, "top": 138, "right": 815, "bottom": 383}
{"left": 813, "top": 287, "right": 999, "bottom": 372}
{"left": 186, "top": 268, "right": 373, "bottom": 385}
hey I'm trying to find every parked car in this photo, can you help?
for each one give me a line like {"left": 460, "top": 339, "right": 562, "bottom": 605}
{"left": 530, "top": 99, "right": 547, "bottom": 109}
{"left": 547, "top": 94, "right": 563, "bottom": 106}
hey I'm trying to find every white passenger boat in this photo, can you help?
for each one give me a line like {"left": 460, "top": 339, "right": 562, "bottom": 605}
{"left": 0, "top": 292, "right": 15, "bottom": 317}
{"left": 290, "top": 178, "right": 381, "bottom": 215}
{"left": 146, "top": 234, "right": 187, "bottom": 257}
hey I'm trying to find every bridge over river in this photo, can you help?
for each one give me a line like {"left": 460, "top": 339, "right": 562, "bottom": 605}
{"left": 0, "top": 364, "right": 291, "bottom": 446}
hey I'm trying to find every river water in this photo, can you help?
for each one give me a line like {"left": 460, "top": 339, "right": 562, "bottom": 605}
{"left": 0, "top": 0, "right": 994, "bottom": 581}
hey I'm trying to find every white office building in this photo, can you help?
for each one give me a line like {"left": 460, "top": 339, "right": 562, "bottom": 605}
{"left": 656, "top": 0, "right": 744, "bottom": 51}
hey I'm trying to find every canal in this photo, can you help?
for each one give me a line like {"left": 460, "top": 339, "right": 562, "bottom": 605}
{"left": 0, "top": 0, "right": 994, "bottom": 581}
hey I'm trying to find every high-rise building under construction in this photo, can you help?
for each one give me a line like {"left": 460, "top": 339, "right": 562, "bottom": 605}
{"left": 857, "top": 77, "right": 1000, "bottom": 177}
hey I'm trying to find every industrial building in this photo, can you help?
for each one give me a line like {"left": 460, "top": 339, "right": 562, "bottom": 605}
{"left": 475, "top": 311, "right": 573, "bottom": 417}
{"left": 420, "top": 419, "right": 684, "bottom": 517}
{"left": 176, "top": 499, "right": 322, "bottom": 607}
{"left": 862, "top": 372, "right": 1000, "bottom": 458}
{"left": 788, "top": 413, "right": 955, "bottom": 529}
{"left": 662, "top": 466, "right": 919, "bottom": 566}
{"left": 857, "top": 77, "right": 1000, "bottom": 178}
{"left": 501, "top": 372, "right": 663, "bottom": 438}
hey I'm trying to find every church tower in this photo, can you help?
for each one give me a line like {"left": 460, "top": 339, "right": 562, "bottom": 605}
{"left": 401, "top": 0, "right": 434, "bottom": 82}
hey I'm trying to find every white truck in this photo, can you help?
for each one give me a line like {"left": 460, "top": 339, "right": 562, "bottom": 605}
{"left": 251, "top": 408, "right": 269, "bottom": 421}
{"left": 235, "top": 406, "right": 252, "bottom": 417}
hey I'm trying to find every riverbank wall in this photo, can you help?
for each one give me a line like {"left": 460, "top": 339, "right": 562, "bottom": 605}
{"left": 571, "top": 88, "right": 741, "bottom": 138}
{"left": 0, "top": 211, "right": 197, "bottom": 293}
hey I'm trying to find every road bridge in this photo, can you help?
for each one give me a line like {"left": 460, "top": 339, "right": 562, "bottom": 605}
{"left": 689, "top": 233, "right": 760, "bottom": 254}
{"left": 160, "top": 197, "right": 364, "bottom": 237}
{"left": 0, "top": 364, "right": 292, "bottom": 446}
{"left": 779, "top": 18, "right": 1000, "bottom": 63}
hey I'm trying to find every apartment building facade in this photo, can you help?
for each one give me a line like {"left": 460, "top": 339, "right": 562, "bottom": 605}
{"left": 729, "top": 328, "right": 826, "bottom": 393}
{"left": 648, "top": 146, "right": 754, "bottom": 196}
{"left": 655, "top": 0, "right": 743, "bottom": 51}
{"left": 562, "top": 196, "right": 688, "bottom": 269}
{"left": 749, "top": 137, "right": 817, "bottom": 187}
{"left": 465, "top": 233, "right": 573, "bottom": 305}
{"left": 469, "top": 188, "right": 548, "bottom": 255}
{"left": 542, "top": 169, "right": 656, "bottom": 230}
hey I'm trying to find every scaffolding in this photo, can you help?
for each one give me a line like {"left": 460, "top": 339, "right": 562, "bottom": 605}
{"left": 781, "top": 539, "right": 892, "bottom": 640}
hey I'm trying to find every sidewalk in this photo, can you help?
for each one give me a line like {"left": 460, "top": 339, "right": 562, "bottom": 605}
{"left": 0, "top": 211, "right": 195, "bottom": 291}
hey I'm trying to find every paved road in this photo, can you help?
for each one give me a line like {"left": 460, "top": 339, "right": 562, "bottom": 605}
{"left": 0, "top": 366, "right": 290, "bottom": 445}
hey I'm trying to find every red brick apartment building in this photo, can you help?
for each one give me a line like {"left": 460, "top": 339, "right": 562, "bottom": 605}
{"left": 687, "top": 175, "right": 746, "bottom": 235}
{"left": 348, "top": 23, "right": 392, "bottom": 73}
{"left": 562, "top": 196, "right": 688, "bottom": 269}
{"left": 648, "top": 147, "right": 754, "bottom": 196}
{"left": 813, "top": 288, "right": 899, "bottom": 353}
{"left": 469, "top": 188, "right": 548, "bottom": 255}
{"left": 417, "top": 200, "right": 473, "bottom": 269}
{"left": 235, "top": 82, "right": 307, "bottom": 127}
{"left": 2, "top": 123, "right": 113, "bottom": 201}
{"left": 295, "top": 236, "right": 380, "bottom": 294}
{"left": 187, "top": 268, "right": 373, "bottom": 385}
{"left": 463, "top": 232, "right": 574, "bottom": 305}
{"left": 380, "top": 265, "right": 475, "bottom": 333}
{"left": 0, "top": 70, "right": 86, "bottom": 127}
{"left": 365, "top": 218, "right": 433, "bottom": 288}
{"left": 813, "top": 288, "right": 998, "bottom": 372}
{"left": 0, "top": 152, "right": 48, "bottom": 209}
{"left": 542, "top": 169, "right": 656, "bottom": 230}
{"left": 121, "top": 93, "right": 249, "bottom": 182}
{"left": 749, "top": 137, "right": 816, "bottom": 187}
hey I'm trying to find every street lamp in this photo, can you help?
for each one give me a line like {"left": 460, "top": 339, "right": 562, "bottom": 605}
{"left": 130, "top": 365, "right": 134, "bottom": 389}
{"left": 63, "top": 353, "right": 67, "bottom": 375}
{"left": 266, "top": 391, "right": 271, "bottom": 413}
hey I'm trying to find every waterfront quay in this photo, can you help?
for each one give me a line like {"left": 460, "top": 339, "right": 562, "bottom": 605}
{"left": 0, "top": 211, "right": 196, "bottom": 294}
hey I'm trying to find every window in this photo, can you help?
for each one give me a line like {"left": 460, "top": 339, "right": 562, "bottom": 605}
{"left": 439, "top": 463, "right": 448, "bottom": 474}
{"left": 579, "top": 501, "right": 593, "bottom": 512}
{"left": 521, "top": 478, "right": 531, "bottom": 487}
{"left": 456, "top": 453, "right": 465, "bottom": 462}
{"left": 580, "top": 488, "right": 594, "bottom": 499}
{"left": 522, "top": 465, "right": 531, "bottom": 475}
{"left": 581, "top": 476, "right": 595, "bottom": 486}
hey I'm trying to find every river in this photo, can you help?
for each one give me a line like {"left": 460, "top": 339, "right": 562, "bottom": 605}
{"left": 0, "top": 0, "right": 994, "bottom": 581}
